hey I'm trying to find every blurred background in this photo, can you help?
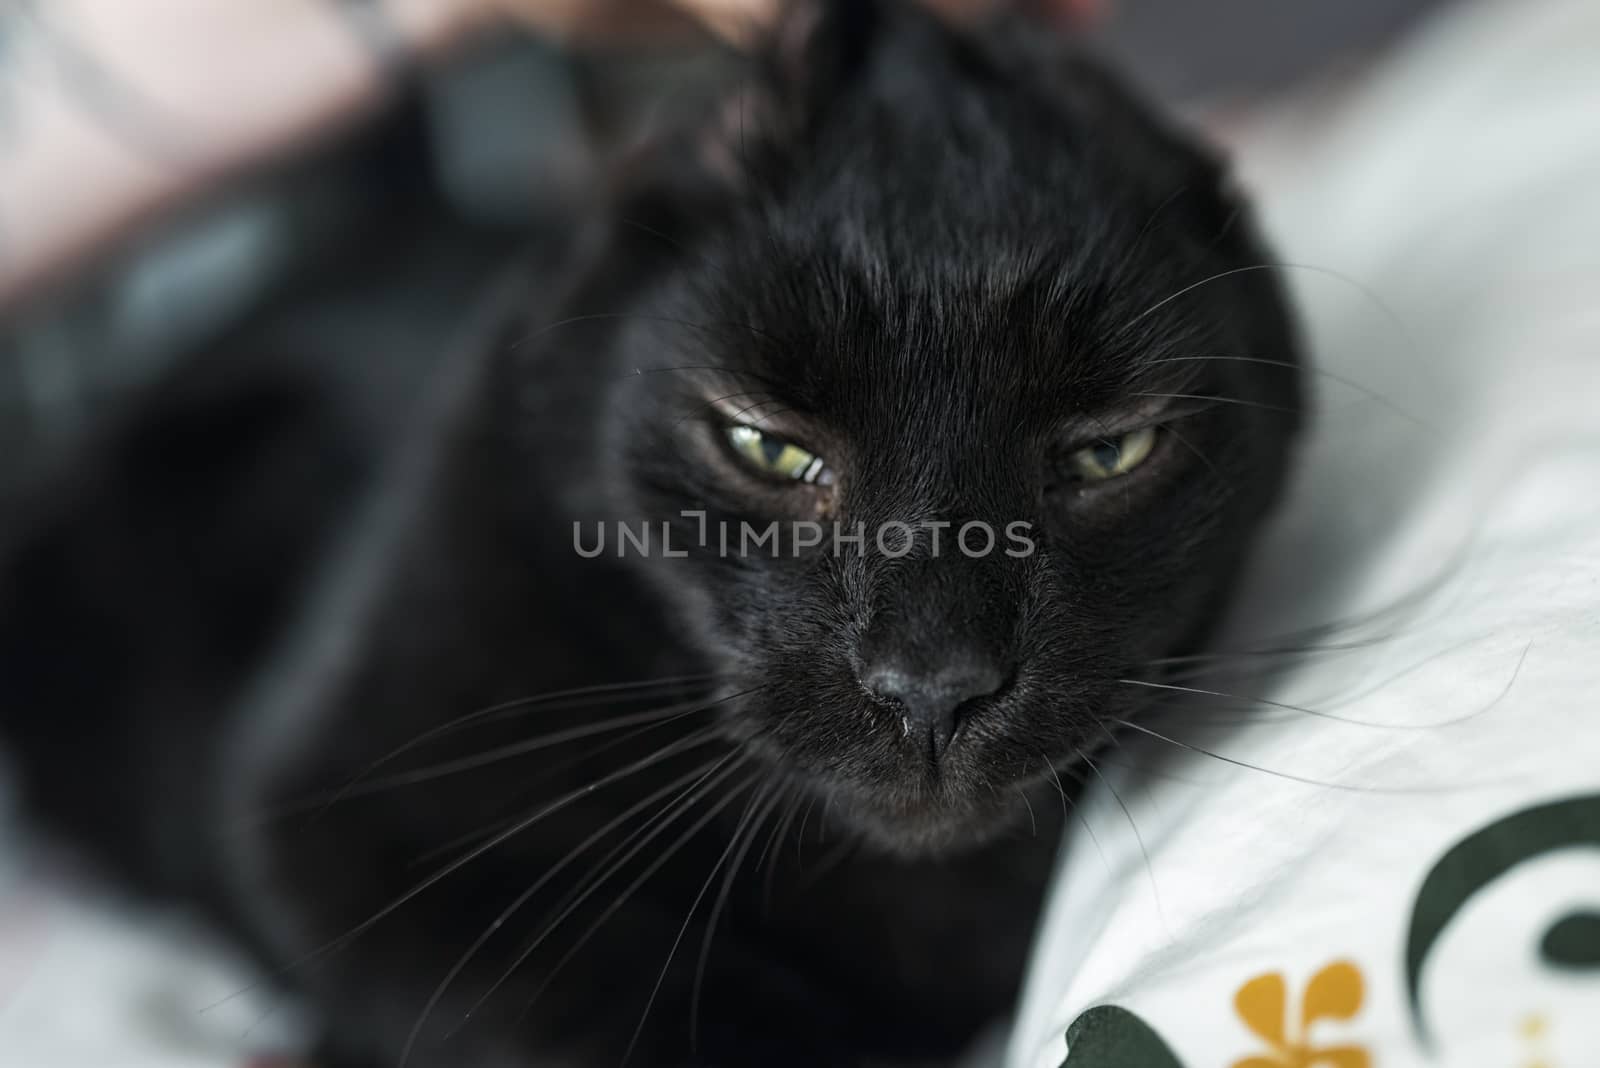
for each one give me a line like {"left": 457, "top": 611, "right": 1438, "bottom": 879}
{"left": 0, "top": 0, "right": 1452, "bottom": 492}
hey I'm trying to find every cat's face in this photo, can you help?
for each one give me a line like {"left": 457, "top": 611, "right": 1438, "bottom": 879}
{"left": 588, "top": 2, "right": 1302, "bottom": 854}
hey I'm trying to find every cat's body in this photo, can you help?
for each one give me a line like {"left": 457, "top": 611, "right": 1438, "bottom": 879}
{"left": 0, "top": 3, "right": 1302, "bottom": 1066}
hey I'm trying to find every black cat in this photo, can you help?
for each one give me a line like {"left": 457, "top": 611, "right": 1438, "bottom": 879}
{"left": 0, "top": 2, "right": 1303, "bottom": 1066}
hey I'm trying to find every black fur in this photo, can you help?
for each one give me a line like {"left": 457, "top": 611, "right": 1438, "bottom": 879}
{"left": 0, "top": 3, "right": 1302, "bottom": 1066}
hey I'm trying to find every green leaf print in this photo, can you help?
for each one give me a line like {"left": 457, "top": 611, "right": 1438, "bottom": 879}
{"left": 1061, "top": 1005, "right": 1187, "bottom": 1068}
{"left": 1404, "top": 792, "right": 1600, "bottom": 1047}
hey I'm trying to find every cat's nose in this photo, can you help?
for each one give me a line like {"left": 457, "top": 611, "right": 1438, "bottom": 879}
{"left": 860, "top": 653, "right": 1006, "bottom": 759}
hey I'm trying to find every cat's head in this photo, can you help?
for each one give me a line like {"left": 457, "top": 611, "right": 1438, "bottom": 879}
{"left": 570, "top": 0, "right": 1303, "bottom": 854}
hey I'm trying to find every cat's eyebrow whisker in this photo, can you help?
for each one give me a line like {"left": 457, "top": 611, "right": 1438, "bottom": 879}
{"left": 1132, "top": 392, "right": 1302, "bottom": 416}
{"left": 672, "top": 390, "right": 781, "bottom": 431}
{"left": 627, "top": 364, "right": 789, "bottom": 391}
{"left": 727, "top": 396, "right": 793, "bottom": 428}
{"left": 1124, "top": 260, "right": 1444, "bottom": 410}
{"left": 1148, "top": 354, "right": 1436, "bottom": 432}
{"left": 200, "top": 729, "right": 729, "bottom": 1013}
{"left": 515, "top": 312, "right": 791, "bottom": 355}
{"left": 614, "top": 217, "right": 742, "bottom": 290}
{"left": 1159, "top": 421, "right": 1230, "bottom": 492}
{"left": 398, "top": 747, "right": 742, "bottom": 1067}
{"left": 745, "top": 406, "right": 797, "bottom": 431}
{"left": 1120, "top": 263, "right": 1421, "bottom": 359}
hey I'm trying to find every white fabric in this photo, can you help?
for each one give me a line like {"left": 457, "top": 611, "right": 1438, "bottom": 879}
{"left": 0, "top": 851, "right": 306, "bottom": 1068}
{"left": 1008, "top": 0, "right": 1600, "bottom": 1065}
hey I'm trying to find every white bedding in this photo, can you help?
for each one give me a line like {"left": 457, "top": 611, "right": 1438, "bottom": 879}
{"left": 1008, "top": 0, "right": 1600, "bottom": 1064}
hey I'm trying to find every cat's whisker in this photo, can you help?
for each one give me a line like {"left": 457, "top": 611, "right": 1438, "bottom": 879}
{"left": 1146, "top": 635, "right": 1399, "bottom": 671}
{"left": 401, "top": 703, "right": 750, "bottom": 870}
{"left": 398, "top": 746, "right": 740, "bottom": 1068}
{"left": 625, "top": 779, "right": 776, "bottom": 1065}
{"left": 757, "top": 787, "right": 804, "bottom": 914}
{"left": 751, "top": 780, "right": 798, "bottom": 876}
{"left": 506, "top": 768, "right": 764, "bottom": 1032}
{"left": 254, "top": 698, "right": 720, "bottom": 830}
{"left": 1033, "top": 749, "right": 1108, "bottom": 873}
{"left": 1134, "top": 556, "right": 1472, "bottom": 691}
{"left": 1015, "top": 785, "right": 1038, "bottom": 837}
{"left": 450, "top": 759, "right": 754, "bottom": 1037}
{"left": 333, "top": 690, "right": 750, "bottom": 800}
{"left": 690, "top": 782, "right": 786, "bottom": 1051}
{"left": 314, "top": 674, "right": 729, "bottom": 816}
{"left": 1139, "top": 638, "right": 1405, "bottom": 689}
{"left": 417, "top": 673, "right": 725, "bottom": 743}
{"left": 1088, "top": 748, "right": 1214, "bottom": 787}
{"left": 794, "top": 795, "right": 820, "bottom": 865}
{"left": 792, "top": 834, "right": 858, "bottom": 893}
{"left": 1107, "top": 716, "right": 1499, "bottom": 795}
{"left": 1119, "top": 671, "right": 1481, "bottom": 731}
{"left": 223, "top": 691, "right": 729, "bottom": 834}
{"left": 200, "top": 730, "right": 725, "bottom": 1013}
{"left": 1131, "top": 637, "right": 1532, "bottom": 732}
{"left": 1074, "top": 739, "right": 1168, "bottom": 935}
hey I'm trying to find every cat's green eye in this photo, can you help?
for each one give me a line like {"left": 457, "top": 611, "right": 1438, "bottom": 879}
{"left": 1069, "top": 427, "right": 1160, "bottom": 482}
{"left": 725, "top": 424, "right": 830, "bottom": 484}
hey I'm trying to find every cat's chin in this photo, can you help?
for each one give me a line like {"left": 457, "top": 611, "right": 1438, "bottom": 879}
{"left": 829, "top": 786, "right": 1032, "bottom": 858}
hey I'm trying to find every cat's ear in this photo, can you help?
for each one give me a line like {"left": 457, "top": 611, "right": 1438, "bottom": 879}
{"left": 670, "top": 0, "right": 881, "bottom": 193}
{"left": 598, "top": 0, "right": 882, "bottom": 242}
{"left": 754, "top": 0, "right": 882, "bottom": 138}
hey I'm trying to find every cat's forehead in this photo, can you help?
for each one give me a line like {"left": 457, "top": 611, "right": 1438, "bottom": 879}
{"left": 685, "top": 176, "right": 1202, "bottom": 416}
{"left": 674, "top": 237, "right": 1185, "bottom": 445}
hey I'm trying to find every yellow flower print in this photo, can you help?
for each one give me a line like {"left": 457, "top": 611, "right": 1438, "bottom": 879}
{"left": 1230, "top": 960, "right": 1371, "bottom": 1068}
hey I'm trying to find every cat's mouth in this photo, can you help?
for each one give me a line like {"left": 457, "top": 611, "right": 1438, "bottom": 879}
{"left": 767, "top": 740, "right": 1057, "bottom": 857}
